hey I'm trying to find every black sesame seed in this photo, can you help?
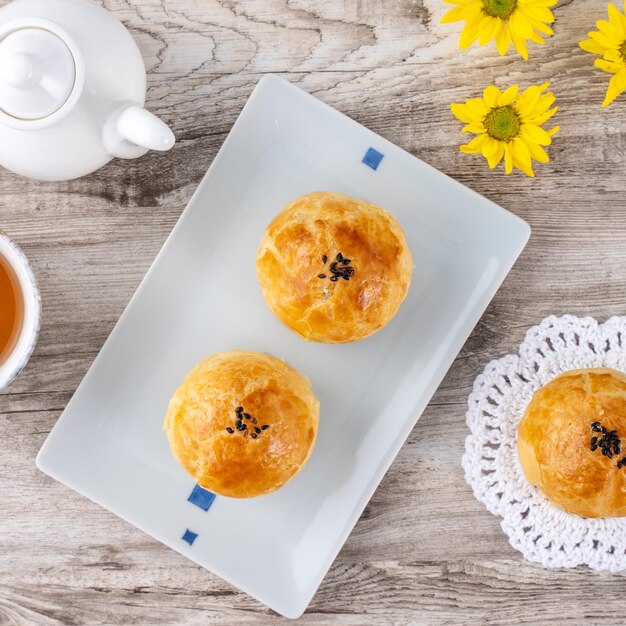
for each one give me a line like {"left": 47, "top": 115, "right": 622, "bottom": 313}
{"left": 337, "top": 252, "right": 343, "bottom": 262}
{"left": 317, "top": 274, "right": 326, "bottom": 279}
{"left": 330, "top": 262, "right": 338, "bottom": 271}
{"left": 342, "top": 275, "right": 349, "bottom": 280}
{"left": 261, "top": 425, "right": 270, "bottom": 430}
{"left": 243, "top": 413, "right": 251, "bottom": 419}
{"left": 330, "top": 276, "right": 339, "bottom": 282}
{"left": 236, "top": 422, "right": 246, "bottom": 431}
{"left": 342, "top": 259, "right": 350, "bottom": 265}
{"left": 226, "top": 427, "right": 234, "bottom": 434}
{"left": 322, "top": 255, "right": 328, "bottom": 264}
{"left": 251, "top": 433, "right": 257, "bottom": 438}
{"left": 615, "top": 447, "right": 620, "bottom": 455}
{"left": 236, "top": 406, "right": 243, "bottom": 413}
{"left": 602, "top": 449, "right": 608, "bottom": 456}
{"left": 254, "top": 427, "right": 261, "bottom": 434}
{"left": 591, "top": 444, "right": 598, "bottom": 451}
{"left": 591, "top": 437, "right": 598, "bottom": 445}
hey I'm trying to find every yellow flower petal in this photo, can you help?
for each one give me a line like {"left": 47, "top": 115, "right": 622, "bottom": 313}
{"left": 530, "top": 21, "right": 553, "bottom": 37}
{"left": 511, "top": 33, "right": 529, "bottom": 60}
{"left": 603, "top": 70, "right": 626, "bottom": 106}
{"left": 509, "top": 11, "right": 536, "bottom": 39}
{"left": 521, "top": 93, "right": 556, "bottom": 120}
{"left": 597, "top": 18, "right": 624, "bottom": 42}
{"left": 495, "top": 24, "right": 512, "bottom": 55}
{"left": 526, "top": 142, "right": 550, "bottom": 163}
{"left": 483, "top": 85, "right": 500, "bottom": 108}
{"left": 451, "top": 102, "right": 474, "bottom": 123}
{"left": 517, "top": 82, "right": 549, "bottom": 113}
{"left": 518, "top": 0, "right": 556, "bottom": 6}
{"left": 605, "top": 49, "right": 624, "bottom": 63}
{"left": 504, "top": 145, "right": 513, "bottom": 174}
{"left": 579, "top": 38, "right": 606, "bottom": 55}
{"left": 441, "top": 5, "right": 467, "bottom": 24}
{"left": 589, "top": 30, "right": 618, "bottom": 51}
{"left": 460, "top": 134, "right": 487, "bottom": 154}
{"left": 481, "top": 136, "right": 501, "bottom": 158}
{"left": 510, "top": 137, "right": 535, "bottom": 177}
{"left": 528, "top": 106, "right": 558, "bottom": 126}
{"left": 519, "top": 4, "right": 554, "bottom": 23}
{"left": 459, "top": 22, "right": 480, "bottom": 49}
{"left": 452, "top": 98, "right": 489, "bottom": 124}
{"left": 520, "top": 123, "right": 552, "bottom": 146}
{"left": 607, "top": 3, "right": 626, "bottom": 36}
{"left": 442, "top": 2, "right": 483, "bottom": 24}
{"left": 465, "top": 98, "right": 489, "bottom": 119}
{"left": 486, "top": 142, "right": 505, "bottom": 169}
{"left": 498, "top": 85, "right": 519, "bottom": 106}
{"left": 596, "top": 58, "right": 622, "bottom": 74}
{"left": 463, "top": 122, "right": 487, "bottom": 133}
{"left": 478, "top": 16, "right": 500, "bottom": 46}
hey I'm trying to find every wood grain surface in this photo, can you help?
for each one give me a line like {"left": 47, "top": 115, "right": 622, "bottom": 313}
{"left": 2, "top": 0, "right": 626, "bottom": 624}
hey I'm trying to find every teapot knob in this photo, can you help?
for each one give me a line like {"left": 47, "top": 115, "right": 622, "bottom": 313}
{"left": 2, "top": 53, "right": 39, "bottom": 88}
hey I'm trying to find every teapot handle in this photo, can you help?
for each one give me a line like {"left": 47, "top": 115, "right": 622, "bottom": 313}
{"left": 104, "top": 104, "right": 175, "bottom": 159}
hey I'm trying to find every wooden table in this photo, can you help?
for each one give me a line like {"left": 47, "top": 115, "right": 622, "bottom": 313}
{"left": 2, "top": 0, "right": 626, "bottom": 623}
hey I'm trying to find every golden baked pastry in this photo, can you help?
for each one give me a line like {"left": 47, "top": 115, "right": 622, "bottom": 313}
{"left": 164, "top": 351, "right": 319, "bottom": 498}
{"left": 518, "top": 368, "right": 626, "bottom": 518}
{"left": 256, "top": 192, "right": 413, "bottom": 343}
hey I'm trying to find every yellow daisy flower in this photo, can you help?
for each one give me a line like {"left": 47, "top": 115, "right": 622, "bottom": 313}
{"left": 451, "top": 83, "right": 559, "bottom": 176}
{"left": 441, "top": 0, "right": 557, "bottom": 60}
{"left": 579, "top": 2, "right": 626, "bottom": 107}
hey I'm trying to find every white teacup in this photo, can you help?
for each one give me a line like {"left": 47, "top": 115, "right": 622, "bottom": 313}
{"left": 0, "top": 233, "right": 40, "bottom": 390}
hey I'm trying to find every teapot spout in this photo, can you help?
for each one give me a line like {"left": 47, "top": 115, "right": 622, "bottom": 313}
{"left": 104, "top": 104, "right": 175, "bottom": 159}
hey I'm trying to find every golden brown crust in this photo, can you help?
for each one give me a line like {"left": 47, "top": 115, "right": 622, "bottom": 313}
{"left": 256, "top": 192, "right": 414, "bottom": 343}
{"left": 164, "top": 351, "right": 319, "bottom": 498}
{"left": 517, "top": 368, "right": 626, "bottom": 518}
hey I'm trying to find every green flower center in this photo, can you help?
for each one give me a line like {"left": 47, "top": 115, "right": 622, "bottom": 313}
{"left": 482, "top": 0, "right": 518, "bottom": 19}
{"left": 484, "top": 105, "right": 520, "bottom": 142}
{"left": 620, "top": 40, "right": 626, "bottom": 64}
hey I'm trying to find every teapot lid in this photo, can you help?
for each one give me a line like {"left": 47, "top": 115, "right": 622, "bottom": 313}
{"left": 0, "top": 27, "right": 75, "bottom": 121}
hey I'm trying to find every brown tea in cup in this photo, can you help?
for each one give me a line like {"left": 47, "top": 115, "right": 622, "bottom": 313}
{"left": 0, "top": 251, "right": 23, "bottom": 364}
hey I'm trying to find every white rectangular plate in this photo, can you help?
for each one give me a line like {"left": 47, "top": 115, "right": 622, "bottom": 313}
{"left": 37, "top": 75, "right": 530, "bottom": 618}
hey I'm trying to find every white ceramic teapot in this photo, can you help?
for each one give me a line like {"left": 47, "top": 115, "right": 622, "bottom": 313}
{"left": 0, "top": 0, "right": 175, "bottom": 181}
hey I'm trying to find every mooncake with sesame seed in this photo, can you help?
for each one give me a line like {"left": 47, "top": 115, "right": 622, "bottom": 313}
{"left": 518, "top": 368, "right": 626, "bottom": 518}
{"left": 164, "top": 350, "right": 319, "bottom": 498}
{"left": 256, "top": 192, "right": 413, "bottom": 343}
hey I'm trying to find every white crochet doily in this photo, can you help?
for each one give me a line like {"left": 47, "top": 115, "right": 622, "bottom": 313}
{"left": 463, "top": 314, "right": 626, "bottom": 571}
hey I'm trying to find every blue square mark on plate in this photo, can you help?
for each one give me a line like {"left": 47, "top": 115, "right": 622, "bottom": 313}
{"left": 182, "top": 529, "right": 198, "bottom": 546}
{"left": 362, "top": 147, "right": 384, "bottom": 171}
{"left": 188, "top": 484, "right": 216, "bottom": 511}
